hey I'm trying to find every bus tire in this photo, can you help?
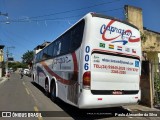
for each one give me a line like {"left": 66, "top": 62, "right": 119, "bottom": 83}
{"left": 50, "top": 81, "right": 57, "bottom": 102}
{"left": 45, "top": 78, "right": 50, "bottom": 97}
{"left": 33, "top": 75, "right": 34, "bottom": 81}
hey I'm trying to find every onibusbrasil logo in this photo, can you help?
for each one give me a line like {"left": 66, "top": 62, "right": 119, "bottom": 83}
{"left": 100, "top": 20, "right": 140, "bottom": 45}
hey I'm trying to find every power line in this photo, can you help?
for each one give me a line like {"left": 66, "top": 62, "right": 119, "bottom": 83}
{"left": 1, "top": 26, "right": 37, "bottom": 49}
{"left": 14, "top": 0, "right": 121, "bottom": 21}
{"left": 0, "top": 7, "right": 123, "bottom": 23}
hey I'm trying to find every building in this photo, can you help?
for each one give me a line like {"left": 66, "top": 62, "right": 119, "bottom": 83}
{"left": 124, "top": 5, "right": 160, "bottom": 107}
{"left": 0, "top": 45, "right": 5, "bottom": 77}
{"left": 34, "top": 41, "right": 51, "bottom": 54}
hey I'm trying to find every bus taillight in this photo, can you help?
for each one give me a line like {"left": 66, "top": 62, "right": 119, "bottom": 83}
{"left": 83, "top": 71, "right": 91, "bottom": 88}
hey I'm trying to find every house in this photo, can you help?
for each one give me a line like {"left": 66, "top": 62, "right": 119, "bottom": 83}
{"left": 0, "top": 45, "right": 5, "bottom": 77}
{"left": 125, "top": 5, "right": 160, "bottom": 107}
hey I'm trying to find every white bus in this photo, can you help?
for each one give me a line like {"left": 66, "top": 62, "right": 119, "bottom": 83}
{"left": 32, "top": 13, "right": 141, "bottom": 109}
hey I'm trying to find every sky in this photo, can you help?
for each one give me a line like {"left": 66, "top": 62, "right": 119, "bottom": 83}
{"left": 0, "top": 0, "right": 160, "bottom": 61}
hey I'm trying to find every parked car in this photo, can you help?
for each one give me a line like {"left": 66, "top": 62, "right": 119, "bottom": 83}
{"left": 23, "top": 69, "right": 29, "bottom": 75}
{"left": 23, "top": 69, "right": 31, "bottom": 77}
{"left": 26, "top": 69, "right": 32, "bottom": 77}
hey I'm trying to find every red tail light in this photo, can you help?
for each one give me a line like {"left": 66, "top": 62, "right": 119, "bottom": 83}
{"left": 83, "top": 71, "right": 91, "bottom": 87}
{"left": 135, "top": 97, "right": 138, "bottom": 99}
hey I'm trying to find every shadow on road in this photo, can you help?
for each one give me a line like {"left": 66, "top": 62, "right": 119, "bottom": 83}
{"left": 31, "top": 82, "right": 130, "bottom": 119}
{"left": 31, "top": 82, "right": 46, "bottom": 93}
{"left": 55, "top": 100, "right": 130, "bottom": 120}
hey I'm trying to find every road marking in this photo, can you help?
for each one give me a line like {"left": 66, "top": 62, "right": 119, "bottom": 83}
{"left": 25, "top": 88, "right": 30, "bottom": 95}
{"left": 34, "top": 106, "right": 39, "bottom": 112}
{"left": 31, "top": 92, "right": 38, "bottom": 102}
{"left": 22, "top": 81, "right": 38, "bottom": 103}
{"left": 28, "top": 87, "right": 38, "bottom": 103}
{"left": 34, "top": 106, "right": 43, "bottom": 120}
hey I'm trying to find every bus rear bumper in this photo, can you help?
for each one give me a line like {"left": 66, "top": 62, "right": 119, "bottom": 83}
{"left": 78, "top": 89, "right": 140, "bottom": 109}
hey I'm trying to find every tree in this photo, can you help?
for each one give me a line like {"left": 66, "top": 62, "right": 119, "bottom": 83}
{"left": 21, "top": 50, "right": 34, "bottom": 63}
{"left": 8, "top": 62, "right": 27, "bottom": 71}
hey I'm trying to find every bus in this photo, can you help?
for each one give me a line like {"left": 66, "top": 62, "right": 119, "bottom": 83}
{"left": 32, "top": 13, "right": 141, "bottom": 109}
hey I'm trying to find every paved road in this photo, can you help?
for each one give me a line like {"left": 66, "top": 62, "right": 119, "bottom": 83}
{"left": 0, "top": 73, "right": 159, "bottom": 120}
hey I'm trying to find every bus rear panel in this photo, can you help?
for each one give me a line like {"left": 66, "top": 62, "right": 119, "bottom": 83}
{"left": 78, "top": 13, "right": 141, "bottom": 108}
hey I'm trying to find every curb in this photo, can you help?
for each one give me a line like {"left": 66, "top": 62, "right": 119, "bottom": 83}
{"left": 0, "top": 77, "right": 8, "bottom": 84}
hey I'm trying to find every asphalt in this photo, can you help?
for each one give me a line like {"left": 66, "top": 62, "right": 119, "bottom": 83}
{"left": 0, "top": 73, "right": 160, "bottom": 120}
{"left": 0, "top": 74, "right": 160, "bottom": 112}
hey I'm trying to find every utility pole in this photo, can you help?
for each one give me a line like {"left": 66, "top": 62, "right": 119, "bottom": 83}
{"left": 6, "top": 46, "right": 15, "bottom": 76}
{"left": 0, "top": 12, "right": 8, "bottom": 77}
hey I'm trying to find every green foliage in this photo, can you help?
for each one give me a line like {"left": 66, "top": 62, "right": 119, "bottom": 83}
{"left": 8, "top": 62, "right": 27, "bottom": 71}
{"left": 154, "top": 73, "right": 160, "bottom": 104}
{"left": 21, "top": 50, "right": 34, "bottom": 63}
{"left": 140, "top": 32, "right": 147, "bottom": 43}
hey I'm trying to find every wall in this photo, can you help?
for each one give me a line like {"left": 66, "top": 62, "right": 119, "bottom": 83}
{"left": 124, "top": 5, "right": 160, "bottom": 107}
{"left": 124, "top": 5, "right": 143, "bottom": 32}
{"left": 0, "top": 49, "right": 3, "bottom": 62}
{"left": 141, "top": 61, "right": 153, "bottom": 107}
{"left": 142, "top": 30, "right": 160, "bottom": 52}
{"left": 125, "top": 5, "right": 160, "bottom": 52}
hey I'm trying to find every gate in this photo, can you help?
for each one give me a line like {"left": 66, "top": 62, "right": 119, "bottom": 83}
{"left": 140, "top": 61, "right": 153, "bottom": 107}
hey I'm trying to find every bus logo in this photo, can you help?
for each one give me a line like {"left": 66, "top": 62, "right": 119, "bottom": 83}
{"left": 100, "top": 20, "right": 140, "bottom": 45}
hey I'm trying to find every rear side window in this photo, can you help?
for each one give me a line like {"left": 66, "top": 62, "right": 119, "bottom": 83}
{"left": 70, "top": 20, "right": 85, "bottom": 52}
{"left": 35, "top": 19, "right": 85, "bottom": 62}
{"left": 47, "top": 44, "right": 54, "bottom": 58}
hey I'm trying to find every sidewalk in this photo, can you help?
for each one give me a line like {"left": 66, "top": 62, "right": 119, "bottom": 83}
{"left": 0, "top": 76, "right": 8, "bottom": 84}
{"left": 123, "top": 104, "right": 160, "bottom": 111}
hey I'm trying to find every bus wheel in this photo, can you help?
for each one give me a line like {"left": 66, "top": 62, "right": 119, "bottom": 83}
{"left": 32, "top": 75, "right": 34, "bottom": 81}
{"left": 50, "top": 82, "right": 57, "bottom": 102}
{"left": 45, "top": 81, "right": 49, "bottom": 97}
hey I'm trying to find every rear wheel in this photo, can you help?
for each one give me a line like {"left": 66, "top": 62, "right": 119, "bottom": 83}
{"left": 32, "top": 75, "right": 34, "bottom": 81}
{"left": 45, "top": 81, "right": 50, "bottom": 97}
{"left": 50, "top": 82, "right": 57, "bottom": 102}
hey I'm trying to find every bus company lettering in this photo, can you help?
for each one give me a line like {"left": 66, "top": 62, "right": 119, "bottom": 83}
{"left": 93, "top": 55, "right": 100, "bottom": 63}
{"left": 52, "top": 56, "right": 71, "bottom": 69}
{"left": 127, "top": 67, "right": 138, "bottom": 72}
{"left": 102, "top": 58, "right": 133, "bottom": 66}
{"left": 53, "top": 56, "right": 71, "bottom": 65}
{"left": 100, "top": 20, "right": 140, "bottom": 43}
{"left": 94, "top": 64, "right": 126, "bottom": 74}
{"left": 94, "top": 64, "right": 125, "bottom": 70}
{"left": 94, "top": 64, "right": 108, "bottom": 69}
{"left": 100, "top": 24, "right": 131, "bottom": 38}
